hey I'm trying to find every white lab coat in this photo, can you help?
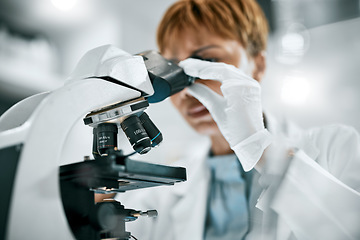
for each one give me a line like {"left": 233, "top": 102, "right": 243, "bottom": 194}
{"left": 115, "top": 114, "right": 360, "bottom": 240}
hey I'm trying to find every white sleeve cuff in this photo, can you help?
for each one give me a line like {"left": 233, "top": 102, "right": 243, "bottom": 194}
{"left": 232, "top": 129, "right": 273, "bottom": 172}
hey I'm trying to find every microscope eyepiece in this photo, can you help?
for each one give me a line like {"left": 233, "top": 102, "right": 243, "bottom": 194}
{"left": 137, "top": 50, "right": 195, "bottom": 103}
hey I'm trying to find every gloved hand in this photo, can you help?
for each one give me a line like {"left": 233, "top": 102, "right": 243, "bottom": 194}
{"left": 179, "top": 58, "right": 272, "bottom": 171}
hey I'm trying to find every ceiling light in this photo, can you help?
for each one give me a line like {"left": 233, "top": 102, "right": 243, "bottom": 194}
{"left": 51, "top": 0, "right": 78, "bottom": 11}
{"left": 281, "top": 32, "right": 305, "bottom": 54}
{"left": 281, "top": 76, "right": 310, "bottom": 105}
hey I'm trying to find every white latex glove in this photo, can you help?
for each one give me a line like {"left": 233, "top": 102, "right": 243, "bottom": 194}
{"left": 179, "top": 58, "right": 272, "bottom": 171}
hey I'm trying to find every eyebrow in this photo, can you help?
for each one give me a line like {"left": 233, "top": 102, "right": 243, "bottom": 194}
{"left": 169, "top": 45, "right": 221, "bottom": 63}
{"left": 191, "top": 45, "right": 220, "bottom": 57}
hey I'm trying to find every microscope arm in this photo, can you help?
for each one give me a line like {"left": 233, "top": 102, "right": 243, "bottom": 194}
{"left": 0, "top": 92, "right": 49, "bottom": 132}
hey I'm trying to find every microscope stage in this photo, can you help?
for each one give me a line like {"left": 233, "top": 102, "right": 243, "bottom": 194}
{"left": 60, "top": 157, "right": 186, "bottom": 193}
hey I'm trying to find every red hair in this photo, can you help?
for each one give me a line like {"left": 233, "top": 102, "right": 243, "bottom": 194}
{"left": 157, "top": 0, "right": 269, "bottom": 56}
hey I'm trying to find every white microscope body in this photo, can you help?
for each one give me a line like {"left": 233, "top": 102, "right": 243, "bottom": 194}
{"left": 0, "top": 45, "right": 164, "bottom": 239}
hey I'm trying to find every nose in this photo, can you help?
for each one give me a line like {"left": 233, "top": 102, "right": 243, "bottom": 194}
{"left": 177, "top": 87, "right": 193, "bottom": 99}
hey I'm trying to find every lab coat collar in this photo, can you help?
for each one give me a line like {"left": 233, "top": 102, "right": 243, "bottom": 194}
{"left": 170, "top": 137, "right": 211, "bottom": 240}
{"left": 169, "top": 137, "right": 211, "bottom": 196}
{"left": 256, "top": 111, "right": 321, "bottom": 239}
{"left": 170, "top": 167, "right": 210, "bottom": 240}
{"left": 256, "top": 111, "right": 321, "bottom": 206}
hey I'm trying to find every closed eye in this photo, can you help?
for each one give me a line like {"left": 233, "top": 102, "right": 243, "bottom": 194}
{"left": 189, "top": 55, "right": 217, "bottom": 62}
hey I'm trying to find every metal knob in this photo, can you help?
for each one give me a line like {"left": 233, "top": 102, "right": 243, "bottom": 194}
{"left": 131, "top": 210, "right": 158, "bottom": 218}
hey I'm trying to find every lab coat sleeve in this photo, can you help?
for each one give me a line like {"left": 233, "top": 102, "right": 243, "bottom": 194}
{"left": 259, "top": 125, "right": 360, "bottom": 240}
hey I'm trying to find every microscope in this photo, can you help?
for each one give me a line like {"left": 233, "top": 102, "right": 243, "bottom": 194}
{"left": 0, "top": 45, "right": 193, "bottom": 240}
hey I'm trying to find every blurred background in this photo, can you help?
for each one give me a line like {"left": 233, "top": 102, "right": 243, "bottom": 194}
{"left": 0, "top": 0, "right": 359, "bottom": 163}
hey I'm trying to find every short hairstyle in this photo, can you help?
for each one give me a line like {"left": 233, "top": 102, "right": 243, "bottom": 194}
{"left": 157, "top": 0, "right": 269, "bottom": 57}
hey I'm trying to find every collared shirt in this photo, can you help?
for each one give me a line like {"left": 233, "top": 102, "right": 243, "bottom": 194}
{"left": 204, "top": 153, "right": 253, "bottom": 240}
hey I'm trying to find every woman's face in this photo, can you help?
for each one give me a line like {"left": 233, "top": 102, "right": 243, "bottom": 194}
{"left": 162, "top": 28, "right": 260, "bottom": 136}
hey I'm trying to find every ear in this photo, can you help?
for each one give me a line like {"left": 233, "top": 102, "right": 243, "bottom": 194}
{"left": 252, "top": 51, "right": 266, "bottom": 82}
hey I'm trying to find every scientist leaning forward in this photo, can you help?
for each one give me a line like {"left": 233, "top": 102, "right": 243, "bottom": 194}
{"left": 115, "top": 0, "right": 360, "bottom": 239}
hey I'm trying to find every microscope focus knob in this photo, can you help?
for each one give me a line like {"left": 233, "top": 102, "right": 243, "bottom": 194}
{"left": 131, "top": 209, "right": 158, "bottom": 218}
{"left": 91, "top": 201, "right": 122, "bottom": 231}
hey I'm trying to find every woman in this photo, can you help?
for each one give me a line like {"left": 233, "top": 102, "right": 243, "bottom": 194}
{"left": 116, "top": 1, "right": 360, "bottom": 239}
